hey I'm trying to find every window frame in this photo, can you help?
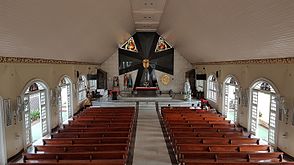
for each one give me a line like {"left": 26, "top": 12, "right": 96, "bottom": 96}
{"left": 78, "top": 76, "right": 87, "bottom": 102}
{"left": 207, "top": 75, "right": 217, "bottom": 102}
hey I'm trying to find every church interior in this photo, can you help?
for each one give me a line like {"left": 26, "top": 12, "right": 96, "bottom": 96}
{"left": 1, "top": 0, "right": 294, "bottom": 164}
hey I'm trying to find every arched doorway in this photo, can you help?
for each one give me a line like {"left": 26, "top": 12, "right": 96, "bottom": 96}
{"left": 249, "top": 79, "right": 278, "bottom": 146}
{"left": 22, "top": 80, "right": 50, "bottom": 148}
{"left": 0, "top": 96, "right": 7, "bottom": 165}
{"left": 223, "top": 76, "right": 239, "bottom": 123}
{"left": 58, "top": 76, "right": 73, "bottom": 125}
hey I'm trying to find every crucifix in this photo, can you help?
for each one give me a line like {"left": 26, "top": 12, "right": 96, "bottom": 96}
{"left": 118, "top": 32, "right": 174, "bottom": 88}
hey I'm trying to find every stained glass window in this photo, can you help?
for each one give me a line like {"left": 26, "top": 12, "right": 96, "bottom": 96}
{"left": 29, "top": 83, "right": 39, "bottom": 92}
{"left": 120, "top": 37, "right": 138, "bottom": 52}
{"left": 155, "top": 37, "right": 172, "bottom": 52}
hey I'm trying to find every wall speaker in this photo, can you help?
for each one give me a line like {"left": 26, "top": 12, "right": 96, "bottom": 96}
{"left": 216, "top": 71, "right": 219, "bottom": 78}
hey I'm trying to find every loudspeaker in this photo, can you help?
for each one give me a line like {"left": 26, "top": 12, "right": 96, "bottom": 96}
{"left": 216, "top": 71, "right": 219, "bottom": 78}
{"left": 76, "top": 71, "right": 80, "bottom": 78}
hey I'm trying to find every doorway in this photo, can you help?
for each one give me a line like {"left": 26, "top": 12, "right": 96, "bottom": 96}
{"left": 249, "top": 80, "right": 278, "bottom": 146}
{"left": 223, "top": 76, "right": 239, "bottom": 123}
{"left": 58, "top": 76, "right": 73, "bottom": 124}
{"left": 0, "top": 96, "right": 7, "bottom": 165}
{"left": 22, "top": 80, "right": 50, "bottom": 148}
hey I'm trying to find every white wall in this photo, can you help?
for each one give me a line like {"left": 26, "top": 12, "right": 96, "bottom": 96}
{"left": 0, "top": 63, "right": 98, "bottom": 159}
{"left": 195, "top": 63, "right": 294, "bottom": 156}
{"left": 101, "top": 50, "right": 193, "bottom": 93}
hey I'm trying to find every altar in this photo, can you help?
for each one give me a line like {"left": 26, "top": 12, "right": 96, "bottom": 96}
{"left": 134, "top": 87, "right": 159, "bottom": 97}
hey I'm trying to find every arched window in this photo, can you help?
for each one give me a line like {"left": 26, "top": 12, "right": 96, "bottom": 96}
{"left": 22, "top": 80, "right": 50, "bottom": 148}
{"left": 249, "top": 79, "right": 278, "bottom": 146}
{"left": 78, "top": 75, "right": 87, "bottom": 102}
{"left": 223, "top": 76, "right": 239, "bottom": 123}
{"left": 207, "top": 75, "right": 217, "bottom": 102}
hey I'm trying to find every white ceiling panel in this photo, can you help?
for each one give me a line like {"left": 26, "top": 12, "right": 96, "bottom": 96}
{"left": 158, "top": 0, "right": 294, "bottom": 63}
{"left": 2, "top": 0, "right": 294, "bottom": 63}
{"left": 0, "top": 0, "right": 135, "bottom": 63}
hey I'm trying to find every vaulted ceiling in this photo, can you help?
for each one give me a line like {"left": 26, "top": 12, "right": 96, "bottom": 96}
{"left": 1, "top": 0, "right": 294, "bottom": 64}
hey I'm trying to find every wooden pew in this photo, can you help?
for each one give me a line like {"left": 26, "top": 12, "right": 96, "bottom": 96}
{"left": 23, "top": 152, "right": 128, "bottom": 162}
{"left": 180, "top": 162, "right": 294, "bottom": 165}
{"left": 176, "top": 144, "right": 271, "bottom": 153}
{"left": 66, "top": 122, "right": 132, "bottom": 128}
{"left": 43, "top": 137, "right": 130, "bottom": 145}
{"left": 51, "top": 131, "right": 130, "bottom": 138}
{"left": 172, "top": 137, "right": 260, "bottom": 145}
{"left": 10, "top": 160, "right": 125, "bottom": 165}
{"left": 168, "top": 127, "right": 243, "bottom": 133}
{"left": 34, "top": 144, "right": 128, "bottom": 153}
{"left": 179, "top": 152, "right": 283, "bottom": 163}
{"left": 59, "top": 127, "right": 131, "bottom": 133}
{"left": 171, "top": 131, "right": 245, "bottom": 138}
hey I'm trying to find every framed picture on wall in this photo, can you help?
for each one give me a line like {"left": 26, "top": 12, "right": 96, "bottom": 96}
{"left": 4, "top": 99, "right": 12, "bottom": 126}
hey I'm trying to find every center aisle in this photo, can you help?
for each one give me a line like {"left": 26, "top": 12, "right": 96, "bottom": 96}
{"left": 133, "top": 102, "right": 172, "bottom": 165}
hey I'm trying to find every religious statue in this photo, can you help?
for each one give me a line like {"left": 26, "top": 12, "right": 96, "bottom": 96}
{"left": 123, "top": 74, "right": 128, "bottom": 89}
{"left": 127, "top": 74, "right": 133, "bottom": 88}
{"left": 113, "top": 76, "right": 119, "bottom": 87}
{"left": 184, "top": 78, "right": 192, "bottom": 101}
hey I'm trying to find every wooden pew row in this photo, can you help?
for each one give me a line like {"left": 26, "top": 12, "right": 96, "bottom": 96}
{"left": 165, "top": 120, "right": 231, "bottom": 124}
{"left": 162, "top": 114, "right": 222, "bottom": 118}
{"left": 23, "top": 152, "right": 127, "bottom": 163}
{"left": 63, "top": 124, "right": 132, "bottom": 129}
{"left": 43, "top": 137, "right": 130, "bottom": 145}
{"left": 73, "top": 113, "right": 134, "bottom": 119}
{"left": 166, "top": 123, "right": 236, "bottom": 128}
{"left": 176, "top": 144, "right": 271, "bottom": 153}
{"left": 172, "top": 137, "right": 260, "bottom": 145}
{"left": 72, "top": 116, "right": 133, "bottom": 120}
{"left": 9, "top": 107, "right": 135, "bottom": 165}
{"left": 34, "top": 144, "right": 128, "bottom": 153}
{"left": 70, "top": 118, "right": 134, "bottom": 122}
{"left": 65, "top": 122, "right": 132, "bottom": 126}
{"left": 168, "top": 127, "right": 243, "bottom": 133}
{"left": 171, "top": 137, "right": 260, "bottom": 150}
{"left": 165, "top": 121, "right": 232, "bottom": 126}
{"left": 181, "top": 162, "right": 294, "bottom": 165}
{"left": 11, "top": 162, "right": 294, "bottom": 165}
{"left": 67, "top": 120, "right": 132, "bottom": 125}
{"left": 161, "top": 109, "right": 293, "bottom": 164}
{"left": 59, "top": 127, "right": 131, "bottom": 133}
{"left": 171, "top": 131, "right": 246, "bottom": 138}
{"left": 10, "top": 160, "right": 125, "bottom": 165}
{"left": 51, "top": 131, "right": 130, "bottom": 139}
{"left": 179, "top": 152, "right": 283, "bottom": 163}
{"left": 163, "top": 116, "right": 226, "bottom": 121}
